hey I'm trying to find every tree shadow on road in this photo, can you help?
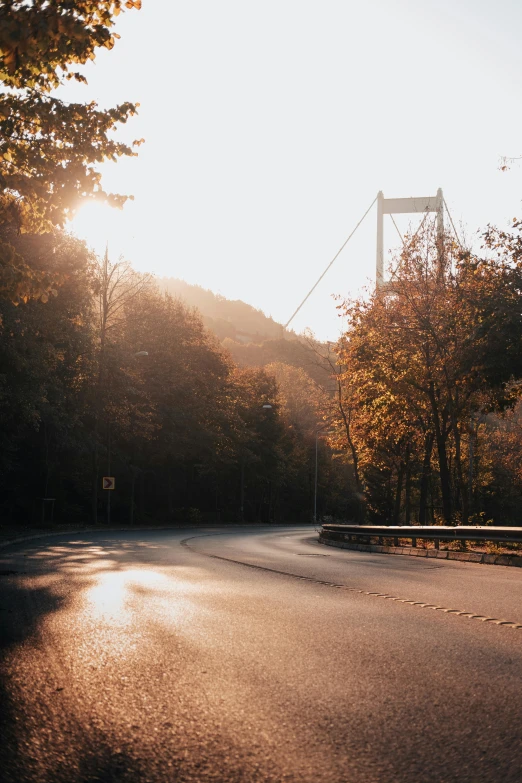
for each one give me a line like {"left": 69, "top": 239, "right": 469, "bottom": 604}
{"left": 0, "top": 532, "right": 202, "bottom": 783}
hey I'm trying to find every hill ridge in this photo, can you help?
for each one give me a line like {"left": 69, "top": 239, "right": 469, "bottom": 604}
{"left": 159, "top": 276, "right": 293, "bottom": 344}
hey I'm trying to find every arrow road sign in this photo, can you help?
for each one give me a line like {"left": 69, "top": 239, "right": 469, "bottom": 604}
{"left": 102, "top": 477, "right": 115, "bottom": 490}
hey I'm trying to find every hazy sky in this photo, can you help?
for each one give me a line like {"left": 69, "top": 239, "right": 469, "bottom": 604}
{"left": 67, "top": 0, "right": 522, "bottom": 340}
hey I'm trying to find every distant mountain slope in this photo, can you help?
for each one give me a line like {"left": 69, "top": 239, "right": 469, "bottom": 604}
{"left": 159, "top": 277, "right": 331, "bottom": 388}
{"left": 159, "top": 277, "right": 291, "bottom": 343}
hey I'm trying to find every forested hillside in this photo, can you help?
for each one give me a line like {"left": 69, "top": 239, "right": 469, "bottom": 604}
{"left": 160, "top": 278, "right": 288, "bottom": 343}
{"left": 159, "top": 277, "right": 330, "bottom": 387}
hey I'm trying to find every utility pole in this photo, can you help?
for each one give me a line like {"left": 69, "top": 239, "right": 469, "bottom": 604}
{"left": 313, "top": 433, "right": 319, "bottom": 524}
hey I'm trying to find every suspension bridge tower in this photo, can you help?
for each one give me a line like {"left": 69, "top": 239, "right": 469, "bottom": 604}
{"left": 376, "top": 189, "right": 444, "bottom": 288}
{"left": 285, "top": 188, "right": 453, "bottom": 330}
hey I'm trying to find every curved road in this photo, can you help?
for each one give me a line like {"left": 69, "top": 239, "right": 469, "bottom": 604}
{"left": 1, "top": 526, "right": 522, "bottom": 782}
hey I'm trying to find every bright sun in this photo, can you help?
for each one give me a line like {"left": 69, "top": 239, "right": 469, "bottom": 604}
{"left": 67, "top": 201, "right": 131, "bottom": 258}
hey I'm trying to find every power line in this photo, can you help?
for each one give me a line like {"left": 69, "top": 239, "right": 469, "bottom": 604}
{"left": 284, "top": 195, "right": 377, "bottom": 330}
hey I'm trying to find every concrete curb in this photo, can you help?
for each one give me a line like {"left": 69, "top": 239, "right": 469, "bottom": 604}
{"left": 318, "top": 534, "right": 522, "bottom": 568}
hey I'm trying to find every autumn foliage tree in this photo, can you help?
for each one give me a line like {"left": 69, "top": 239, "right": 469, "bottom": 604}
{"left": 336, "top": 224, "right": 522, "bottom": 525}
{"left": 0, "top": 0, "right": 143, "bottom": 303}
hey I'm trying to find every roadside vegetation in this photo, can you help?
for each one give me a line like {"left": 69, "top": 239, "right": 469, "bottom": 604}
{"left": 0, "top": 226, "right": 355, "bottom": 526}
{"left": 332, "top": 225, "right": 522, "bottom": 526}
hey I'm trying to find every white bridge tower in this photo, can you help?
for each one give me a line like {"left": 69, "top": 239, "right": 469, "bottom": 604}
{"left": 376, "top": 189, "right": 443, "bottom": 288}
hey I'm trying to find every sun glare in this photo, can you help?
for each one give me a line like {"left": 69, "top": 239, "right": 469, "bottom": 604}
{"left": 68, "top": 201, "right": 130, "bottom": 259}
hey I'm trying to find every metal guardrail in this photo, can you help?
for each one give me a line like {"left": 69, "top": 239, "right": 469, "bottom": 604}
{"left": 321, "top": 524, "right": 522, "bottom": 549}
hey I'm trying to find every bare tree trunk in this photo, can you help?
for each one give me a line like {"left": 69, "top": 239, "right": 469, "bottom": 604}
{"left": 385, "top": 473, "right": 393, "bottom": 525}
{"left": 139, "top": 471, "right": 145, "bottom": 519}
{"left": 303, "top": 337, "right": 365, "bottom": 522}
{"left": 468, "top": 420, "right": 476, "bottom": 517}
{"left": 393, "top": 462, "right": 404, "bottom": 525}
{"left": 130, "top": 469, "right": 136, "bottom": 526}
{"left": 167, "top": 464, "right": 174, "bottom": 516}
{"left": 336, "top": 379, "right": 361, "bottom": 490}
{"left": 335, "top": 379, "right": 365, "bottom": 522}
{"left": 428, "top": 383, "right": 452, "bottom": 523}
{"left": 429, "top": 476, "right": 436, "bottom": 525}
{"left": 418, "top": 432, "right": 434, "bottom": 525}
{"left": 91, "top": 247, "right": 152, "bottom": 527}
{"left": 404, "top": 447, "right": 412, "bottom": 525}
{"left": 43, "top": 420, "right": 50, "bottom": 498}
{"left": 453, "top": 421, "right": 468, "bottom": 523}
{"left": 91, "top": 417, "right": 99, "bottom": 526}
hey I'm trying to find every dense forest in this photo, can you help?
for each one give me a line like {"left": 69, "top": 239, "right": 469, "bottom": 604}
{"left": 3, "top": 220, "right": 522, "bottom": 529}
{"left": 0, "top": 227, "right": 352, "bottom": 527}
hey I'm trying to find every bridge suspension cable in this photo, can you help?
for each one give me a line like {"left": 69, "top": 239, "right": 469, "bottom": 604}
{"left": 285, "top": 190, "right": 462, "bottom": 330}
{"left": 284, "top": 195, "right": 378, "bottom": 330}
{"left": 443, "top": 197, "right": 463, "bottom": 248}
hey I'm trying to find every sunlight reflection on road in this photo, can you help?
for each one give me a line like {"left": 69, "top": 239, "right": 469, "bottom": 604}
{"left": 4, "top": 539, "right": 231, "bottom": 655}
{"left": 81, "top": 562, "right": 216, "bottom": 638}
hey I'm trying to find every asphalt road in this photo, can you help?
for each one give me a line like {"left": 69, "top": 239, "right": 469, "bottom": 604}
{"left": 1, "top": 526, "right": 522, "bottom": 783}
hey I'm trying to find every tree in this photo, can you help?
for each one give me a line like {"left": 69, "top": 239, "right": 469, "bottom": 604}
{"left": 301, "top": 332, "right": 366, "bottom": 520}
{"left": 0, "top": 1, "right": 143, "bottom": 301}
{"left": 481, "top": 402, "right": 522, "bottom": 523}
{"left": 90, "top": 248, "right": 153, "bottom": 524}
{"left": 0, "top": 227, "right": 364, "bottom": 527}
{"left": 0, "top": 229, "right": 97, "bottom": 522}
{"left": 121, "top": 290, "right": 236, "bottom": 520}
{"left": 336, "top": 224, "right": 522, "bottom": 525}
{"left": 266, "top": 361, "right": 356, "bottom": 522}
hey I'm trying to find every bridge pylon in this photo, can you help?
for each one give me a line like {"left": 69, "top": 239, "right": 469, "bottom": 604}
{"left": 376, "top": 189, "right": 443, "bottom": 289}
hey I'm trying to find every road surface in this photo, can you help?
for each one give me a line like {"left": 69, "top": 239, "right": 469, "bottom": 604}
{"left": 1, "top": 526, "right": 522, "bottom": 782}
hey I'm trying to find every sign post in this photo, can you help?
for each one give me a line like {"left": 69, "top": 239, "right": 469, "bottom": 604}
{"left": 102, "top": 476, "right": 115, "bottom": 526}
